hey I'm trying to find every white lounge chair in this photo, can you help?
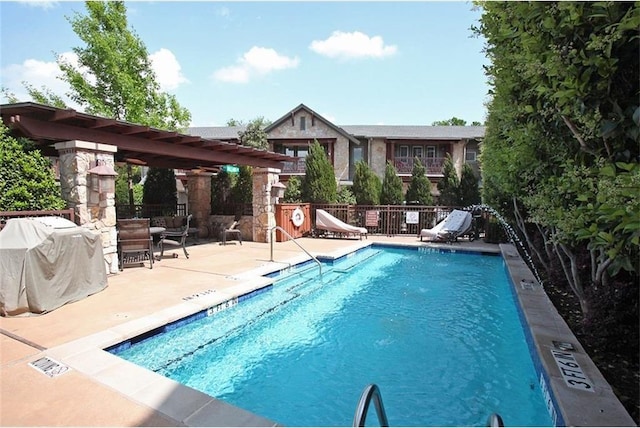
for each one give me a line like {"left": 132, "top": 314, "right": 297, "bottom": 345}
{"left": 315, "top": 209, "right": 368, "bottom": 240}
{"left": 420, "top": 209, "right": 472, "bottom": 242}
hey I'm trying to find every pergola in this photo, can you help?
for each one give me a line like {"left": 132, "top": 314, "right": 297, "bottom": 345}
{"left": 0, "top": 102, "right": 292, "bottom": 170}
{"left": 1, "top": 102, "right": 294, "bottom": 273}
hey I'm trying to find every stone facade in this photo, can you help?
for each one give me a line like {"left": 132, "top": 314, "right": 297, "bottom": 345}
{"left": 252, "top": 167, "right": 282, "bottom": 243}
{"left": 54, "top": 140, "right": 118, "bottom": 274}
{"left": 186, "top": 171, "right": 212, "bottom": 239}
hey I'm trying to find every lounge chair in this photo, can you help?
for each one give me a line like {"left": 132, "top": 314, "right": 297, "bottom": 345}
{"left": 117, "top": 218, "right": 154, "bottom": 270}
{"left": 221, "top": 221, "right": 242, "bottom": 245}
{"left": 158, "top": 214, "right": 192, "bottom": 259}
{"left": 420, "top": 209, "right": 472, "bottom": 242}
{"left": 315, "top": 209, "right": 368, "bottom": 240}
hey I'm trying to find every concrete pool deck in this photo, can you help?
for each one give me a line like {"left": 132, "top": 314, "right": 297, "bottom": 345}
{"left": 0, "top": 236, "right": 634, "bottom": 426}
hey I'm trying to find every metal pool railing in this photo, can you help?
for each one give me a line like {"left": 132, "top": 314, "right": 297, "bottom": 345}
{"left": 269, "top": 226, "right": 322, "bottom": 278}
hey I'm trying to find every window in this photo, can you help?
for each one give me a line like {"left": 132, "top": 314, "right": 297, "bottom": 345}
{"left": 465, "top": 149, "right": 477, "bottom": 162}
{"left": 398, "top": 145, "right": 409, "bottom": 157}
{"left": 300, "top": 116, "right": 306, "bottom": 131}
{"left": 412, "top": 146, "right": 423, "bottom": 158}
{"left": 426, "top": 146, "right": 436, "bottom": 159}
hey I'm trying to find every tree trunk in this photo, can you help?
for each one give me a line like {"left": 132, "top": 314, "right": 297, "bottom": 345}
{"left": 556, "top": 241, "right": 590, "bottom": 317}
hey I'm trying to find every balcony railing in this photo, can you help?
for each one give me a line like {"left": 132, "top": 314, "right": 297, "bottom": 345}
{"left": 282, "top": 158, "right": 307, "bottom": 174}
{"left": 393, "top": 157, "right": 444, "bottom": 175}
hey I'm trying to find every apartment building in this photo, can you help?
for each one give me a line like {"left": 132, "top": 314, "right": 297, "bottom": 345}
{"left": 189, "top": 103, "right": 485, "bottom": 193}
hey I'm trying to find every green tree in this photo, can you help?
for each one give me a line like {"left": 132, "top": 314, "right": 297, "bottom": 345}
{"left": 238, "top": 117, "right": 271, "bottom": 149}
{"left": 231, "top": 165, "right": 253, "bottom": 204}
{"left": 115, "top": 165, "right": 142, "bottom": 206}
{"left": 283, "top": 176, "right": 302, "bottom": 203}
{"left": 437, "top": 154, "right": 460, "bottom": 206}
{"left": 302, "top": 140, "right": 337, "bottom": 203}
{"left": 142, "top": 168, "right": 176, "bottom": 208}
{"left": 336, "top": 185, "right": 356, "bottom": 204}
{"left": 0, "top": 124, "right": 65, "bottom": 211}
{"left": 431, "top": 117, "right": 467, "bottom": 126}
{"left": 458, "top": 163, "right": 481, "bottom": 207}
{"left": 405, "top": 158, "right": 433, "bottom": 205}
{"left": 380, "top": 161, "right": 404, "bottom": 205}
{"left": 352, "top": 160, "right": 381, "bottom": 205}
{"left": 211, "top": 170, "right": 235, "bottom": 214}
{"left": 475, "top": 2, "right": 639, "bottom": 320}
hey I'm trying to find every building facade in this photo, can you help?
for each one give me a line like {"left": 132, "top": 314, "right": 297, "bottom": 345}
{"left": 189, "top": 104, "right": 485, "bottom": 196}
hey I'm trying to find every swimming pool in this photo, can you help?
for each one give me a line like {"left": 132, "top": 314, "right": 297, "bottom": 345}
{"left": 109, "top": 246, "right": 554, "bottom": 426}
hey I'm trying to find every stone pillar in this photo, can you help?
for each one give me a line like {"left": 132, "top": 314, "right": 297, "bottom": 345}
{"left": 186, "top": 171, "right": 212, "bottom": 238}
{"left": 451, "top": 140, "right": 466, "bottom": 179}
{"left": 252, "top": 167, "right": 282, "bottom": 243}
{"left": 54, "top": 140, "right": 118, "bottom": 274}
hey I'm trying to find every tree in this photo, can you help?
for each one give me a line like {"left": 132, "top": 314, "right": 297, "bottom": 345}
{"left": 0, "top": 124, "right": 66, "bottom": 211}
{"left": 211, "top": 170, "right": 235, "bottom": 214}
{"left": 115, "top": 165, "right": 142, "bottom": 206}
{"left": 405, "top": 158, "right": 433, "bottom": 205}
{"left": 142, "top": 168, "right": 176, "bottom": 209}
{"left": 431, "top": 117, "right": 468, "bottom": 126}
{"left": 475, "top": 0, "right": 639, "bottom": 330}
{"left": 301, "top": 140, "right": 337, "bottom": 203}
{"left": 231, "top": 165, "right": 253, "bottom": 205}
{"left": 458, "top": 163, "right": 481, "bottom": 207}
{"left": 283, "top": 176, "right": 302, "bottom": 203}
{"left": 238, "top": 117, "right": 271, "bottom": 149}
{"left": 437, "top": 154, "right": 460, "bottom": 206}
{"left": 352, "top": 160, "right": 381, "bottom": 205}
{"left": 380, "top": 161, "right": 404, "bottom": 205}
{"left": 336, "top": 185, "right": 356, "bottom": 204}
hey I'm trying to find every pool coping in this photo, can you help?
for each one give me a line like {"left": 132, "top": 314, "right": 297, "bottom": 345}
{"left": 40, "top": 240, "right": 634, "bottom": 427}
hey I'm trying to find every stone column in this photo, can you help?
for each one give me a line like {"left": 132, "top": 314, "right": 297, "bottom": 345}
{"left": 252, "top": 167, "right": 282, "bottom": 243}
{"left": 54, "top": 140, "right": 118, "bottom": 274}
{"left": 186, "top": 171, "right": 212, "bottom": 238}
{"left": 451, "top": 140, "right": 466, "bottom": 179}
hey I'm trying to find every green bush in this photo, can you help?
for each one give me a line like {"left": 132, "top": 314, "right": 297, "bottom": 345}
{"left": 0, "top": 125, "right": 65, "bottom": 211}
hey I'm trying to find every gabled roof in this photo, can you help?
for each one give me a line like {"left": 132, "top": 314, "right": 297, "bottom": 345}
{"left": 264, "top": 103, "right": 361, "bottom": 144}
{"left": 342, "top": 125, "right": 485, "bottom": 140}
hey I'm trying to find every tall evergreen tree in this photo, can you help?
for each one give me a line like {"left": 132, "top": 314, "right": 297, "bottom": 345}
{"left": 437, "top": 154, "right": 460, "bottom": 206}
{"left": 301, "top": 140, "right": 337, "bottom": 203}
{"left": 405, "top": 158, "right": 433, "bottom": 205}
{"left": 211, "top": 170, "right": 235, "bottom": 214}
{"left": 283, "top": 176, "right": 302, "bottom": 203}
{"left": 231, "top": 165, "right": 253, "bottom": 204}
{"left": 141, "top": 168, "right": 176, "bottom": 209}
{"left": 380, "top": 161, "right": 404, "bottom": 205}
{"left": 458, "top": 163, "right": 481, "bottom": 207}
{"left": 352, "top": 160, "right": 381, "bottom": 205}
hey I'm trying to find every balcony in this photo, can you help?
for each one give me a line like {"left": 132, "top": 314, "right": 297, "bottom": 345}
{"left": 282, "top": 158, "right": 307, "bottom": 174}
{"left": 393, "top": 157, "right": 444, "bottom": 175}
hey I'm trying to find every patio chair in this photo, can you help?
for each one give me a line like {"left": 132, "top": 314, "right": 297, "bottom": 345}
{"left": 158, "top": 214, "right": 192, "bottom": 259}
{"left": 117, "top": 218, "right": 154, "bottom": 270}
{"left": 221, "top": 220, "right": 242, "bottom": 245}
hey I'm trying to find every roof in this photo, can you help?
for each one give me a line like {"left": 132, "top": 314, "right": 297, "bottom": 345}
{"left": 264, "top": 103, "right": 361, "bottom": 144}
{"left": 341, "top": 125, "right": 485, "bottom": 140}
{"left": 0, "top": 103, "right": 293, "bottom": 170}
{"left": 188, "top": 124, "right": 486, "bottom": 142}
{"left": 187, "top": 126, "right": 245, "bottom": 140}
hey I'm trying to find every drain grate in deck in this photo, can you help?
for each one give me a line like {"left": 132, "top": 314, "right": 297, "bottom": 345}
{"left": 28, "top": 356, "right": 70, "bottom": 378}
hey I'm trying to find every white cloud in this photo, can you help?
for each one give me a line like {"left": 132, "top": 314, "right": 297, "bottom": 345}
{"left": 149, "top": 48, "right": 189, "bottom": 91}
{"left": 213, "top": 47, "right": 299, "bottom": 84}
{"left": 309, "top": 31, "right": 397, "bottom": 60}
{"left": 16, "top": 0, "right": 58, "bottom": 10}
{"left": 216, "top": 6, "right": 230, "bottom": 19}
{"left": 0, "top": 54, "right": 79, "bottom": 106}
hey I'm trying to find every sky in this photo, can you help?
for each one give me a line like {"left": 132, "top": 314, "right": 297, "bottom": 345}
{"left": 0, "top": 1, "right": 491, "bottom": 127}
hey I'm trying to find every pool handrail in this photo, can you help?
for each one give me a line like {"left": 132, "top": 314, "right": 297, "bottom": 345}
{"left": 269, "top": 226, "right": 322, "bottom": 278}
{"left": 486, "top": 413, "right": 504, "bottom": 427}
{"left": 353, "top": 383, "right": 389, "bottom": 427}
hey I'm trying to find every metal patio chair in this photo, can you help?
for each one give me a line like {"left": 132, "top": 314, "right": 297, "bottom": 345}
{"left": 158, "top": 214, "right": 192, "bottom": 259}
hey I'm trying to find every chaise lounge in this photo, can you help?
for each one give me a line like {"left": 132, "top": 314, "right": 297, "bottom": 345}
{"left": 420, "top": 209, "right": 472, "bottom": 242}
{"left": 315, "top": 209, "right": 368, "bottom": 240}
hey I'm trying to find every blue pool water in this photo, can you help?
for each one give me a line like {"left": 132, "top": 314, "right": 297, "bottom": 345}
{"left": 111, "top": 247, "right": 553, "bottom": 427}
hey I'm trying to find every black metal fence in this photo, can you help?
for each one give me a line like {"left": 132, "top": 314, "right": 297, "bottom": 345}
{"left": 115, "top": 203, "right": 187, "bottom": 219}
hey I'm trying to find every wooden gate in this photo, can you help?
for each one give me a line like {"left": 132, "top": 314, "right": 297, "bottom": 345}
{"left": 275, "top": 203, "right": 311, "bottom": 241}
